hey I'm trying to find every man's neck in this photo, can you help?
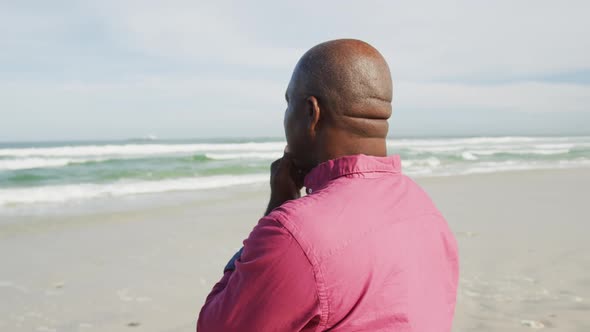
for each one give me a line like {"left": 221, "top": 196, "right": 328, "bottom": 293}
{"left": 318, "top": 136, "right": 388, "bottom": 165}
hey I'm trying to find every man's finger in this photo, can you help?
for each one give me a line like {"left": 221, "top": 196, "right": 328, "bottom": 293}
{"left": 270, "top": 158, "right": 282, "bottom": 173}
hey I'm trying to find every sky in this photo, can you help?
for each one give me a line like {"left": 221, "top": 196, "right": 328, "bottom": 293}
{"left": 1, "top": 0, "right": 589, "bottom": 141}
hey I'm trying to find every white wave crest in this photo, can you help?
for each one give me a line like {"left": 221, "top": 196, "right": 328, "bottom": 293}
{"left": 457, "top": 159, "right": 590, "bottom": 175}
{"left": 460, "top": 149, "right": 571, "bottom": 156}
{"left": 388, "top": 136, "right": 543, "bottom": 148}
{"left": 0, "top": 158, "right": 107, "bottom": 171}
{"left": 515, "top": 149, "right": 571, "bottom": 155}
{"left": 0, "top": 158, "right": 72, "bottom": 171}
{"left": 401, "top": 157, "right": 441, "bottom": 168}
{"left": 205, "top": 152, "right": 283, "bottom": 160}
{"left": 0, "top": 142, "right": 286, "bottom": 158}
{"left": 0, "top": 174, "right": 268, "bottom": 206}
{"left": 2, "top": 137, "right": 588, "bottom": 159}
{"left": 388, "top": 136, "right": 590, "bottom": 155}
{"left": 533, "top": 144, "right": 575, "bottom": 149}
{"left": 461, "top": 152, "right": 478, "bottom": 160}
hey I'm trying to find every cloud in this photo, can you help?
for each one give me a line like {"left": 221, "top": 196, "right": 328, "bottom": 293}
{"left": 87, "top": 1, "right": 590, "bottom": 81}
{"left": 396, "top": 81, "right": 590, "bottom": 113}
{"left": 0, "top": 1, "right": 589, "bottom": 140}
{"left": 92, "top": 1, "right": 304, "bottom": 69}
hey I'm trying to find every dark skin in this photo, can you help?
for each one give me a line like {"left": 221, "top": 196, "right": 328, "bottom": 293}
{"left": 266, "top": 39, "right": 393, "bottom": 215}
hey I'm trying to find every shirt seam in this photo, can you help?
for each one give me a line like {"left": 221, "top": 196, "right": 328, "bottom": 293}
{"left": 309, "top": 169, "right": 400, "bottom": 191}
{"left": 332, "top": 169, "right": 399, "bottom": 181}
{"left": 308, "top": 171, "right": 402, "bottom": 196}
{"left": 271, "top": 211, "right": 330, "bottom": 330}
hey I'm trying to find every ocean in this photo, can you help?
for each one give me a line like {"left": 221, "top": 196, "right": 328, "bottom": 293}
{"left": 1, "top": 136, "right": 589, "bottom": 208}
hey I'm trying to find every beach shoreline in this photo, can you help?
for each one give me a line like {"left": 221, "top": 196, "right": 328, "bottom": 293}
{"left": 1, "top": 168, "right": 589, "bottom": 331}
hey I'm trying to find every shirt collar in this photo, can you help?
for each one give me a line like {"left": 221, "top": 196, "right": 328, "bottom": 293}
{"left": 303, "top": 154, "right": 402, "bottom": 193}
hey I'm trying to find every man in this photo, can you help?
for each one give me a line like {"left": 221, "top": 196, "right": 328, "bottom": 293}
{"left": 197, "top": 39, "right": 459, "bottom": 331}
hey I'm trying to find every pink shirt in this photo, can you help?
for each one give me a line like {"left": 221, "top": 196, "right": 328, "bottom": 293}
{"left": 197, "top": 154, "right": 459, "bottom": 331}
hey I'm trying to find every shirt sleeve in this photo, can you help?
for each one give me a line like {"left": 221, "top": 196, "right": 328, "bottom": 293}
{"left": 197, "top": 215, "right": 321, "bottom": 332}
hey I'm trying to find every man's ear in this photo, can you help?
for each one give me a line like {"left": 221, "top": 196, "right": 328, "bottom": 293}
{"left": 306, "top": 96, "right": 321, "bottom": 138}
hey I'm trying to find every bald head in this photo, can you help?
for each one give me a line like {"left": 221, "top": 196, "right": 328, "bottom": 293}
{"left": 290, "top": 39, "right": 393, "bottom": 138}
{"left": 284, "top": 39, "right": 393, "bottom": 171}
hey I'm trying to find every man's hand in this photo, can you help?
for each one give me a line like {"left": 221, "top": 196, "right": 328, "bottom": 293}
{"left": 265, "top": 146, "right": 305, "bottom": 215}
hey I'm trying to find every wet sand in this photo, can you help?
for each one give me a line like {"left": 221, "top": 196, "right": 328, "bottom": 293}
{"left": 0, "top": 169, "right": 589, "bottom": 331}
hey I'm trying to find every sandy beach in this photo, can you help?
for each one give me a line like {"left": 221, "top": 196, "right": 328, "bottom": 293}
{"left": 1, "top": 168, "right": 589, "bottom": 331}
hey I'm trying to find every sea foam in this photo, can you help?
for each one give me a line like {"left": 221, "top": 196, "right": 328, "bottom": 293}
{"left": 0, "top": 157, "right": 107, "bottom": 171}
{"left": 1, "top": 136, "right": 589, "bottom": 207}
{"left": 0, "top": 174, "right": 268, "bottom": 206}
{"left": 205, "top": 152, "right": 283, "bottom": 160}
{"left": 0, "top": 142, "right": 286, "bottom": 158}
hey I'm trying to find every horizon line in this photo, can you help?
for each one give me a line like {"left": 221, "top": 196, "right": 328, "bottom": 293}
{"left": 1, "top": 133, "right": 590, "bottom": 145}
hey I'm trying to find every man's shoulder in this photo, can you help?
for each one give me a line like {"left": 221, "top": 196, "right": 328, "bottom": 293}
{"left": 266, "top": 193, "right": 323, "bottom": 232}
{"left": 270, "top": 173, "right": 438, "bottom": 220}
{"left": 266, "top": 174, "right": 444, "bottom": 251}
{"left": 263, "top": 193, "right": 331, "bottom": 254}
